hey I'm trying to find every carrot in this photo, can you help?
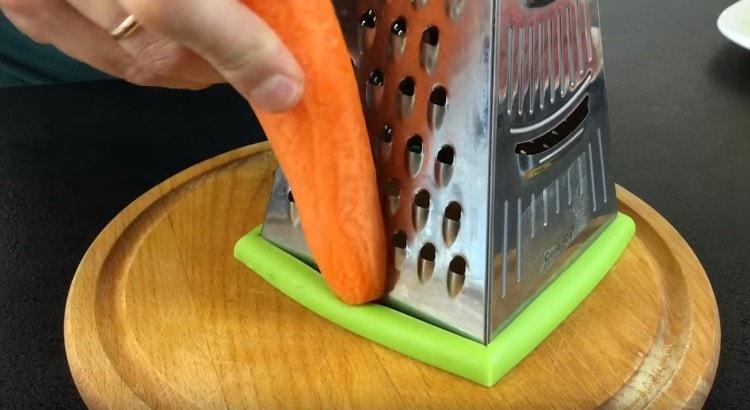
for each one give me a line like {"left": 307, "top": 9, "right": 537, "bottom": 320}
{"left": 241, "top": 0, "right": 386, "bottom": 304}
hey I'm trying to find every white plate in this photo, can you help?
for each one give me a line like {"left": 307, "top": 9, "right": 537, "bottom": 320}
{"left": 718, "top": 0, "right": 750, "bottom": 49}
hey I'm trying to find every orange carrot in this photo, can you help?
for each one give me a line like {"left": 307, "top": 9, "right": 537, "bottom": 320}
{"left": 241, "top": 1, "right": 386, "bottom": 304}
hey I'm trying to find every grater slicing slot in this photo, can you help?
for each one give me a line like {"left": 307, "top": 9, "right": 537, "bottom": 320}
{"left": 516, "top": 95, "right": 589, "bottom": 157}
{"left": 516, "top": 94, "right": 590, "bottom": 178}
{"left": 525, "top": 0, "right": 557, "bottom": 8}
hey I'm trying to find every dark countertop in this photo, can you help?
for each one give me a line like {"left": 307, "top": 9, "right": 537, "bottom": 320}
{"left": 1, "top": 0, "right": 748, "bottom": 407}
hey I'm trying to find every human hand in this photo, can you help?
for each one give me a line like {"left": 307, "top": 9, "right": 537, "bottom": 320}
{"left": 0, "top": 0, "right": 304, "bottom": 112}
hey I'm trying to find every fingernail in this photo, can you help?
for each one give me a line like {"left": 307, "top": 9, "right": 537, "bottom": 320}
{"left": 249, "top": 75, "right": 303, "bottom": 112}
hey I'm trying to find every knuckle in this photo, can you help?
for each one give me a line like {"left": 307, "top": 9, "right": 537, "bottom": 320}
{"left": 134, "top": 38, "right": 183, "bottom": 76}
{"left": 217, "top": 42, "right": 278, "bottom": 74}
{"left": 123, "top": 63, "right": 161, "bottom": 87}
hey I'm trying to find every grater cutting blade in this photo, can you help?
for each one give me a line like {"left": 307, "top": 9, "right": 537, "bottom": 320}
{"left": 260, "top": 0, "right": 617, "bottom": 344}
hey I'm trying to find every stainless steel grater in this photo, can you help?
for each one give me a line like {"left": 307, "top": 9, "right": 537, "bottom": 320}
{"left": 261, "top": 0, "right": 617, "bottom": 344}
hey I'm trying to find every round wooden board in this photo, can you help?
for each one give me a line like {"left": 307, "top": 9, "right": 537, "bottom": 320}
{"left": 64, "top": 143, "right": 720, "bottom": 409}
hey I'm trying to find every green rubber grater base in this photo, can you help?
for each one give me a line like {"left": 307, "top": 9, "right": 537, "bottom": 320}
{"left": 233, "top": 213, "right": 635, "bottom": 387}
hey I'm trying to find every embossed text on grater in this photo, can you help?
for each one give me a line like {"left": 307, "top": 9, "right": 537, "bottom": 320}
{"left": 261, "top": 0, "right": 617, "bottom": 344}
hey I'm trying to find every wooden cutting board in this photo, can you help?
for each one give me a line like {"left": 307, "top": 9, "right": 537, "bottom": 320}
{"left": 64, "top": 142, "right": 720, "bottom": 409}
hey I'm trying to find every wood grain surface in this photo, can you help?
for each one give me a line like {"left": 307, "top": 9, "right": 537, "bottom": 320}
{"left": 64, "top": 143, "right": 720, "bottom": 409}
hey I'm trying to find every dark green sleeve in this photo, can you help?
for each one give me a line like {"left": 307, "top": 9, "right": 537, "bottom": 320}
{"left": 0, "top": 12, "right": 112, "bottom": 87}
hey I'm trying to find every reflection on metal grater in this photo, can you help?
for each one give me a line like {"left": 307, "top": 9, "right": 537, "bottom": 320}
{"left": 262, "top": 0, "right": 617, "bottom": 344}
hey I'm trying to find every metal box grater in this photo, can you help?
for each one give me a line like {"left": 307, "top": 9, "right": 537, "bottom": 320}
{"left": 261, "top": 0, "right": 617, "bottom": 344}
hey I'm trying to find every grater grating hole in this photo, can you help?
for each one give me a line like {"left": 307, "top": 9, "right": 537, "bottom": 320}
{"left": 435, "top": 145, "right": 455, "bottom": 187}
{"left": 366, "top": 69, "right": 385, "bottom": 108}
{"left": 382, "top": 124, "right": 394, "bottom": 143}
{"left": 389, "top": 16, "right": 408, "bottom": 56}
{"left": 437, "top": 145, "right": 454, "bottom": 164}
{"left": 393, "top": 231, "right": 407, "bottom": 268}
{"left": 422, "top": 26, "right": 440, "bottom": 46}
{"left": 287, "top": 190, "right": 300, "bottom": 225}
{"left": 428, "top": 85, "right": 447, "bottom": 130}
{"left": 393, "top": 231, "right": 407, "bottom": 248}
{"left": 368, "top": 70, "right": 384, "bottom": 86}
{"left": 412, "top": 189, "right": 430, "bottom": 231}
{"left": 447, "top": 255, "right": 467, "bottom": 296}
{"left": 407, "top": 135, "right": 423, "bottom": 153}
{"left": 358, "top": 9, "right": 377, "bottom": 51}
{"left": 415, "top": 189, "right": 430, "bottom": 207}
{"left": 399, "top": 77, "right": 416, "bottom": 96}
{"left": 445, "top": 201, "right": 461, "bottom": 220}
{"left": 384, "top": 177, "right": 401, "bottom": 214}
{"left": 359, "top": 9, "right": 377, "bottom": 28}
{"left": 429, "top": 85, "right": 447, "bottom": 105}
{"left": 449, "top": 256, "right": 467, "bottom": 274}
{"left": 397, "top": 77, "right": 416, "bottom": 118}
{"left": 442, "top": 201, "right": 462, "bottom": 246}
{"left": 391, "top": 17, "right": 407, "bottom": 37}
{"left": 380, "top": 124, "right": 394, "bottom": 159}
{"left": 417, "top": 243, "right": 436, "bottom": 283}
{"left": 420, "top": 27, "right": 440, "bottom": 73}
{"left": 406, "top": 135, "right": 424, "bottom": 175}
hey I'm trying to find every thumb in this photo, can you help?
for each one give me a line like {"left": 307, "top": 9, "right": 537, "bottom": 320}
{"left": 119, "top": 0, "right": 304, "bottom": 112}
